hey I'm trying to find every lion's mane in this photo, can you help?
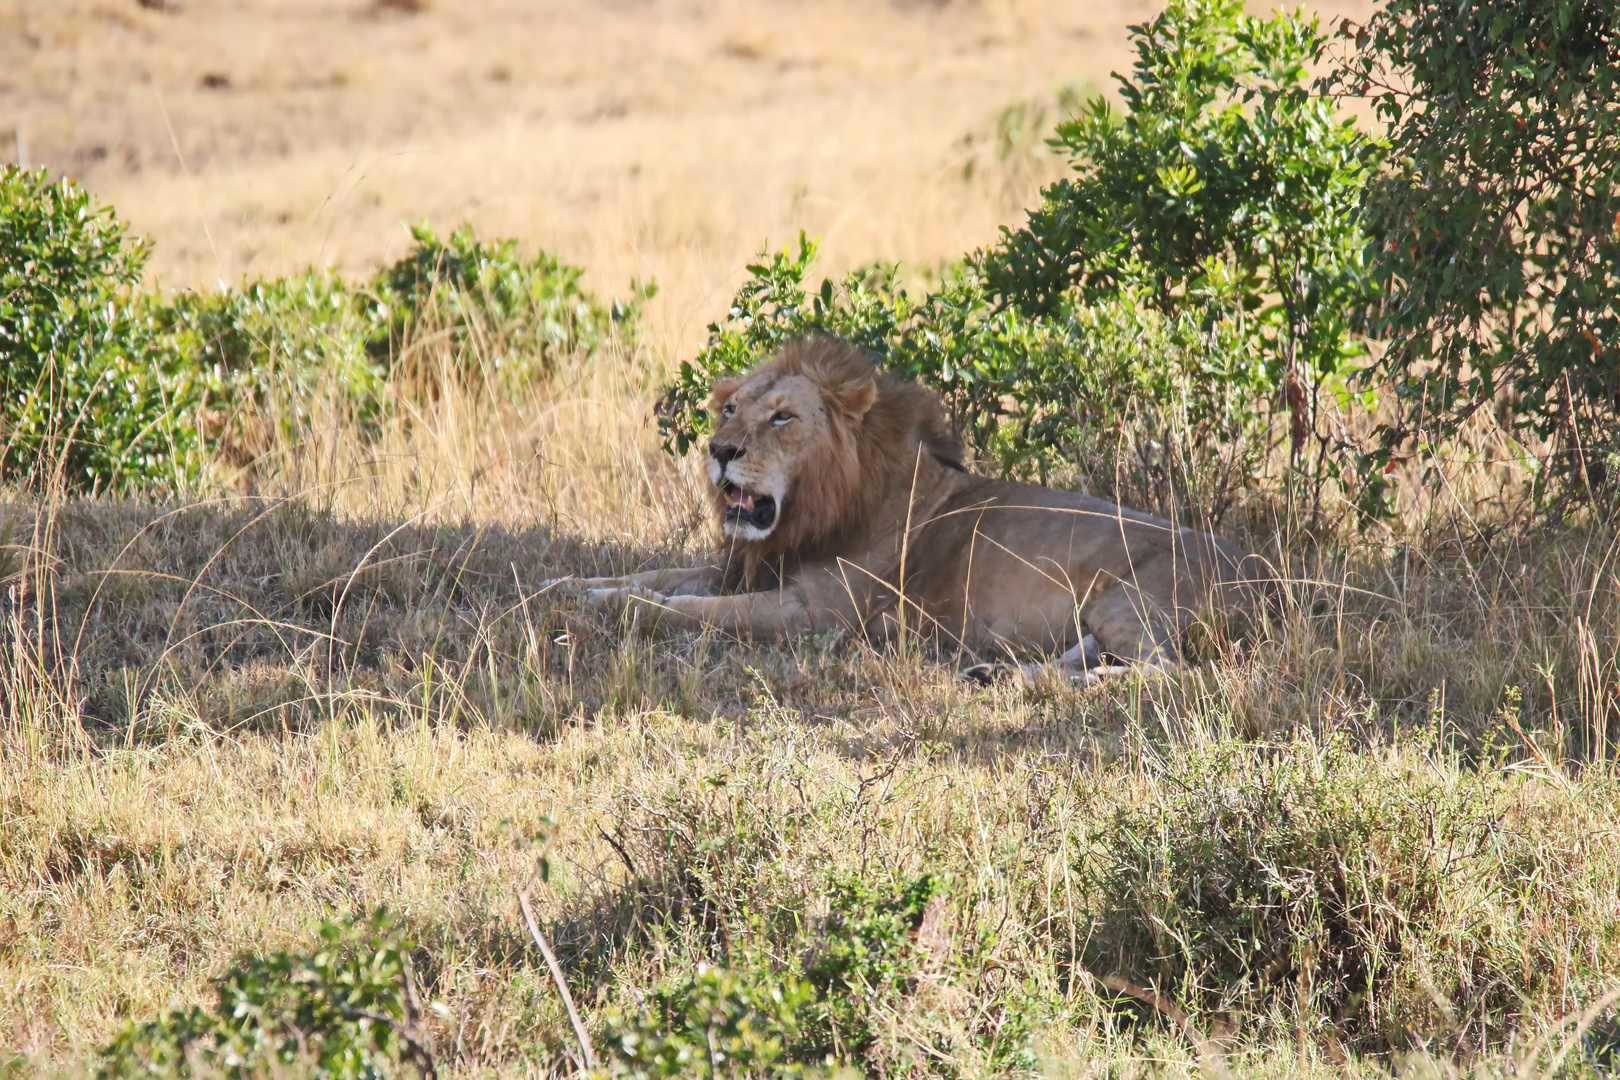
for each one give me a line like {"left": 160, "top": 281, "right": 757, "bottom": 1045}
{"left": 712, "top": 337, "right": 963, "bottom": 587}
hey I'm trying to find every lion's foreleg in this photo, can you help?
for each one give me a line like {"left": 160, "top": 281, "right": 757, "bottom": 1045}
{"left": 660, "top": 593, "right": 820, "bottom": 636}
{"left": 589, "top": 579, "right": 863, "bottom": 638}
{"left": 540, "top": 565, "right": 723, "bottom": 597}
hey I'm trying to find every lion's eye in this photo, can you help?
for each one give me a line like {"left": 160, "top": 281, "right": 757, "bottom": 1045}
{"left": 720, "top": 404, "right": 736, "bottom": 419}
{"left": 770, "top": 411, "right": 795, "bottom": 425}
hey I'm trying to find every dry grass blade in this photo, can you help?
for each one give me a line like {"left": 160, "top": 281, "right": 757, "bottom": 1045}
{"left": 517, "top": 881, "right": 598, "bottom": 1072}
{"left": 1518, "top": 985, "right": 1620, "bottom": 1080}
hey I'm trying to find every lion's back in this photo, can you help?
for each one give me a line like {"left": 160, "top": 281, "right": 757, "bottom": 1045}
{"left": 917, "top": 473, "right": 1262, "bottom": 596}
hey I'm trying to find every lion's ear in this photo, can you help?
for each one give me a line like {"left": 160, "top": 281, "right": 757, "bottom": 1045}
{"left": 828, "top": 377, "right": 878, "bottom": 420}
{"left": 709, "top": 376, "right": 743, "bottom": 414}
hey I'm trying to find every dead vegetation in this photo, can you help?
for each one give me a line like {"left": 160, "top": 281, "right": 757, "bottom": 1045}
{"left": 3, "top": 1, "right": 1616, "bottom": 1076}
{"left": 0, "top": 325, "right": 1617, "bottom": 1076}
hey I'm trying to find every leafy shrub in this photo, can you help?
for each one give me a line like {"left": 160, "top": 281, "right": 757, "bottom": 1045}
{"left": 100, "top": 910, "right": 436, "bottom": 1079}
{"left": 0, "top": 166, "right": 208, "bottom": 492}
{"left": 663, "top": 0, "right": 1376, "bottom": 521}
{"left": 1, "top": 167, "right": 622, "bottom": 493}
{"left": 373, "top": 222, "right": 628, "bottom": 395}
{"left": 599, "top": 874, "right": 944, "bottom": 1077}
{"left": 150, "top": 223, "right": 621, "bottom": 454}
{"left": 986, "top": 0, "right": 1376, "bottom": 510}
{"left": 601, "top": 964, "right": 813, "bottom": 1080}
{"left": 1340, "top": 0, "right": 1620, "bottom": 506}
{"left": 140, "top": 271, "right": 388, "bottom": 468}
{"left": 802, "top": 873, "right": 943, "bottom": 1058}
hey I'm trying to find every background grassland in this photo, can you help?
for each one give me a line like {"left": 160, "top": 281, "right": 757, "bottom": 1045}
{"left": 2, "top": 330, "right": 1619, "bottom": 1077}
{"left": 4, "top": 0, "right": 1620, "bottom": 1077}
{"left": 1, "top": 0, "right": 1373, "bottom": 358}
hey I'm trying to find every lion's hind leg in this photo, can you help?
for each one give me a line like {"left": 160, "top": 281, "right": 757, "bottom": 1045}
{"left": 959, "top": 578, "right": 1181, "bottom": 688}
{"left": 1081, "top": 581, "right": 1182, "bottom": 668}
{"left": 960, "top": 634, "right": 1122, "bottom": 687}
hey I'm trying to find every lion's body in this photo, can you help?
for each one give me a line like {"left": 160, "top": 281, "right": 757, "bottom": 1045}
{"left": 558, "top": 339, "right": 1266, "bottom": 674}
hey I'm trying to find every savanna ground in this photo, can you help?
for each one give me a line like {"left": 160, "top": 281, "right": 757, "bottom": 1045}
{"left": 5, "top": 1, "right": 1620, "bottom": 1078}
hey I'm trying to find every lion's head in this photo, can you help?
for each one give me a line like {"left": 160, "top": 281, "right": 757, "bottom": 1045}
{"left": 705, "top": 337, "right": 963, "bottom": 563}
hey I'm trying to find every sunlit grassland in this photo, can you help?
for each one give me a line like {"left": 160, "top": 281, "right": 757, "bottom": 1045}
{"left": 1, "top": 321, "right": 1617, "bottom": 1076}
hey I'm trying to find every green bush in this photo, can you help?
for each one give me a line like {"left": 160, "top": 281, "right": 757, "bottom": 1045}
{"left": 140, "top": 270, "right": 388, "bottom": 467}
{"left": 662, "top": 0, "right": 1376, "bottom": 521}
{"left": 602, "top": 964, "right": 814, "bottom": 1080}
{"left": 142, "top": 224, "right": 622, "bottom": 468}
{"left": 100, "top": 910, "right": 435, "bottom": 1079}
{"left": 987, "top": 0, "right": 1376, "bottom": 511}
{"left": 599, "top": 874, "right": 947, "bottom": 1078}
{"left": 1340, "top": 0, "right": 1620, "bottom": 507}
{"left": 0, "top": 166, "right": 208, "bottom": 493}
{"left": 802, "top": 873, "right": 943, "bottom": 1059}
{"left": 373, "top": 222, "right": 630, "bottom": 395}
{"left": 1, "top": 167, "right": 623, "bottom": 494}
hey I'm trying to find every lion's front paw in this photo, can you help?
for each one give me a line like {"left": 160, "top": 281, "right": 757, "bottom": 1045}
{"left": 961, "top": 660, "right": 1112, "bottom": 689}
{"left": 584, "top": 585, "right": 667, "bottom": 612}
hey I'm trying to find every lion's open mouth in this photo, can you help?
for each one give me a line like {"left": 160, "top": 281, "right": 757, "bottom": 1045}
{"left": 719, "top": 480, "right": 777, "bottom": 531}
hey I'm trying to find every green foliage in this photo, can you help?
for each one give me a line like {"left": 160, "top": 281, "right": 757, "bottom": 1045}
{"left": 802, "top": 872, "right": 944, "bottom": 1057}
{"left": 600, "top": 873, "right": 945, "bottom": 1077}
{"left": 371, "top": 222, "right": 627, "bottom": 395}
{"left": 139, "top": 271, "right": 388, "bottom": 463}
{"left": 601, "top": 964, "right": 814, "bottom": 1080}
{"left": 988, "top": 0, "right": 1374, "bottom": 327}
{"left": 0, "top": 166, "right": 208, "bottom": 493}
{"left": 1340, "top": 0, "right": 1620, "bottom": 504}
{"left": 0, "top": 168, "right": 621, "bottom": 494}
{"left": 663, "top": 0, "right": 1376, "bottom": 519}
{"left": 100, "top": 910, "right": 433, "bottom": 1079}
{"left": 987, "top": 0, "right": 1376, "bottom": 504}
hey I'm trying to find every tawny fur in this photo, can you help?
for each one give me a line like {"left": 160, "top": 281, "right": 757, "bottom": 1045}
{"left": 554, "top": 336, "right": 1268, "bottom": 675}
{"left": 707, "top": 338, "right": 963, "bottom": 586}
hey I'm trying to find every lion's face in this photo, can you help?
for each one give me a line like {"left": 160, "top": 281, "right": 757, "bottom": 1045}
{"left": 706, "top": 367, "right": 875, "bottom": 543}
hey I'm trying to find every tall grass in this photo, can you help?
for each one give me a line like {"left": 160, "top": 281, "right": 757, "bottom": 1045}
{"left": 1, "top": 294, "right": 1618, "bottom": 1078}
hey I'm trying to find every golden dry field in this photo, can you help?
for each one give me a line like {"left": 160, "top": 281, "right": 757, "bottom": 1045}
{"left": 0, "top": 0, "right": 1247, "bottom": 356}
{"left": 6, "top": 2, "right": 1620, "bottom": 1080}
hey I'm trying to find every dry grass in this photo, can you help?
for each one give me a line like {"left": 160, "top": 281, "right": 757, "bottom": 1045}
{"left": 0, "top": 331, "right": 1618, "bottom": 1076}
{"left": 4, "top": 2, "right": 1619, "bottom": 1076}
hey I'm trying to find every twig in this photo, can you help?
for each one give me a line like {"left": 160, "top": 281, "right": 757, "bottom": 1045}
{"left": 597, "top": 823, "right": 640, "bottom": 879}
{"left": 1102, "top": 976, "right": 1231, "bottom": 1080}
{"left": 517, "top": 887, "right": 599, "bottom": 1071}
{"left": 340, "top": 1006, "right": 437, "bottom": 1080}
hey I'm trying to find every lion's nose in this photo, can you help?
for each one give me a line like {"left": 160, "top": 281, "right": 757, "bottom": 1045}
{"left": 709, "top": 442, "right": 744, "bottom": 469}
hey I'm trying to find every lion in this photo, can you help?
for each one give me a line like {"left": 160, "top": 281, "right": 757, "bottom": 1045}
{"left": 546, "top": 336, "right": 1267, "bottom": 682}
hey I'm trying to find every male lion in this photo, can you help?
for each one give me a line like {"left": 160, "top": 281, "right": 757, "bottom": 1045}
{"left": 549, "top": 337, "right": 1265, "bottom": 681}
